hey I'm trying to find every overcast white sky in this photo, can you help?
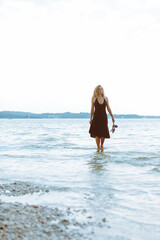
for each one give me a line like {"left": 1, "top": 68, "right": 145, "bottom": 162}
{"left": 0, "top": 0, "right": 160, "bottom": 115}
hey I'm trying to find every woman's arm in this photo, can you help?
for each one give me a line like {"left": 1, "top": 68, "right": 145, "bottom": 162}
{"left": 105, "top": 97, "right": 115, "bottom": 123}
{"left": 89, "top": 97, "right": 95, "bottom": 124}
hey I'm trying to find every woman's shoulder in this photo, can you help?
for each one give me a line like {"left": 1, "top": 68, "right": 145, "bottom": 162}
{"left": 104, "top": 96, "right": 108, "bottom": 103}
{"left": 92, "top": 97, "right": 96, "bottom": 103}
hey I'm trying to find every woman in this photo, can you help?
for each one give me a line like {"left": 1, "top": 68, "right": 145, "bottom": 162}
{"left": 89, "top": 85, "right": 115, "bottom": 151}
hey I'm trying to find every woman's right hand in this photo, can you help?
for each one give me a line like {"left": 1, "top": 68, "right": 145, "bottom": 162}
{"left": 89, "top": 119, "right": 92, "bottom": 125}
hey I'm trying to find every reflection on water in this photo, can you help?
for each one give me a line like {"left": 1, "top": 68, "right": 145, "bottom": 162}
{"left": 87, "top": 151, "right": 111, "bottom": 173}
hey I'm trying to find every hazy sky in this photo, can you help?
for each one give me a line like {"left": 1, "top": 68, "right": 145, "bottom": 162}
{"left": 0, "top": 0, "right": 160, "bottom": 115}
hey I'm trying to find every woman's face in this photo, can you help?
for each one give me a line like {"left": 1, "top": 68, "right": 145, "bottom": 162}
{"left": 98, "top": 86, "right": 104, "bottom": 95}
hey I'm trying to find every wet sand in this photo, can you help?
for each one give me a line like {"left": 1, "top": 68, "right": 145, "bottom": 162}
{"left": 0, "top": 182, "right": 107, "bottom": 240}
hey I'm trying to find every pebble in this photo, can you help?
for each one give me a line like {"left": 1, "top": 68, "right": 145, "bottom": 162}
{"left": 61, "top": 219, "right": 69, "bottom": 225}
{"left": 0, "top": 181, "right": 50, "bottom": 196}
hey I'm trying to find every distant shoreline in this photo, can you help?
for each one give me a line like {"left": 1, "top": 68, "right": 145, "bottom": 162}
{"left": 0, "top": 111, "right": 160, "bottom": 119}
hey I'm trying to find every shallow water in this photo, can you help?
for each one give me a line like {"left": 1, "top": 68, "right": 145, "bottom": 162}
{"left": 0, "top": 118, "right": 160, "bottom": 239}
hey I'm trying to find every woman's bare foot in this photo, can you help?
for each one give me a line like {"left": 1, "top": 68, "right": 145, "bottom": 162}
{"left": 97, "top": 148, "right": 100, "bottom": 152}
{"left": 100, "top": 146, "right": 103, "bottom": 152}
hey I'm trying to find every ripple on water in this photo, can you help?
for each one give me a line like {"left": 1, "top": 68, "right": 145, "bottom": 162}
{"left": 149, "top": 167, "right": 160, "bottom": 173}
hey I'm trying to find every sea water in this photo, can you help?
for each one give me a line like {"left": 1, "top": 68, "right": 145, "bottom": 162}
{"left": 0, "top": 118, "right": 160, "bottom": 240}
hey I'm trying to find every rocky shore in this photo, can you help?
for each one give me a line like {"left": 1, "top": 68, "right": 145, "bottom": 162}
{"left": 0, "top": 181, "right": 108, "bottom": 240}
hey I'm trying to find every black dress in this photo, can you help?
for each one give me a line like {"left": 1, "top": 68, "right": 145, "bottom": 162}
{"left": 89, "top": 98, "right": 110, "bottom": 138}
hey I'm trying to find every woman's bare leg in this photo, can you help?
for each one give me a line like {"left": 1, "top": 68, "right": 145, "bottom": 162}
{"left": 95, "top": 137, "right": 100, "bottom": 151}
{"left": 100, "top": 137, "right": 105, "bottom": 151}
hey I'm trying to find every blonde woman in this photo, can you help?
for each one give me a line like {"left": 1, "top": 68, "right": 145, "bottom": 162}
{"left": 89, "top": 85, "right": 115, "bottom": 151}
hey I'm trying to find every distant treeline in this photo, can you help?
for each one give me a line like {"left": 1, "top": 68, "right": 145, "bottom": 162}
{"left": 0, "top": 111, "right": 160, "bottom": 119}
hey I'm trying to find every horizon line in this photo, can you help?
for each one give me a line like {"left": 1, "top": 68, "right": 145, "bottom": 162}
{"left": 0, "top": 110, "right": 160, "bottom": 118}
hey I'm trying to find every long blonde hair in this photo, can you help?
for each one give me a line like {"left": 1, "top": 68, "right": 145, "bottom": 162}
{"left": 93, "top": 85, "right": 105, "bottom": 98}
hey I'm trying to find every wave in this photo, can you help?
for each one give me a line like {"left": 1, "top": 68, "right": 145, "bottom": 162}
{"left": 149, "top": 167, "right": 160, "bottom": 173}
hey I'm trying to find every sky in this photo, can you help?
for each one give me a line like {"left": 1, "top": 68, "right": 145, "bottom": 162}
{"left": 0, "top": 0, "right": 160, "bottom": 115}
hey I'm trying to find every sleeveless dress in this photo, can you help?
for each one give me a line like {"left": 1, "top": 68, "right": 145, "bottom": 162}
{"left": 89, "top": 98, "right": 110, "bottom": 138}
